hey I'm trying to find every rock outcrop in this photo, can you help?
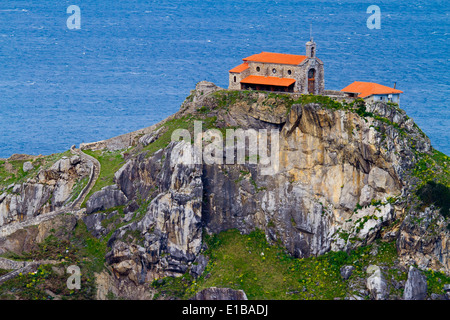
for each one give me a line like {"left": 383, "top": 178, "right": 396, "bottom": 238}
{"left": 86, "top": 185, "right": 128, "bottom": 215}
{"left": 366, "top": 265, "right": 388, "bottom": 300}
{"left": 0, "top": 155, "right": 90, "bottom": 228}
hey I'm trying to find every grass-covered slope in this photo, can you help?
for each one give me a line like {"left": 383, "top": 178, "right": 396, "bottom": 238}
{"left": 151, "top": 229, "right": 450, "bottom": 300}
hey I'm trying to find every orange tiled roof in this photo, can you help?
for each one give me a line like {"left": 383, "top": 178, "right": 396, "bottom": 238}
{"left": 240, "top": 75, "right": 296, "bottom": 87}
{"left": 341, "top": 81, "right": 403, "bottom": 98}
{"left": 243, "top": 52, "right": 307, "bottom": 65}
{"left": 229, "top": 62, "right": 249, "bottom": 73}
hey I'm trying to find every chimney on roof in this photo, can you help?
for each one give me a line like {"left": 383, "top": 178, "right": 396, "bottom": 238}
{"left": 393, "top": 82, "right": 397, "bottom": 89}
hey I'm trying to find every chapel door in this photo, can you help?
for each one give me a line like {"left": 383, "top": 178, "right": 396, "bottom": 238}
{"left": 308, "top": 68, "right": 315, "bottom": 94}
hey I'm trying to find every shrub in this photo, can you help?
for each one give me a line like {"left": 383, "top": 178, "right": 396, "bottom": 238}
{"left": 416, "top": 181, "right": 450, "bottom": 218}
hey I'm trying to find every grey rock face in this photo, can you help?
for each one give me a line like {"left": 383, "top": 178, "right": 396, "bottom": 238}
{"left": 106, "top": 141, "right": 203, "bottom": 283}
{"left": 51, "top": 157, "right": 72, "bottom": 172}
{"left": 70, "top": 155, "right": 81, "bottom": 166}
{"left": 404, "top": 266, "right": 427, "bottom": 300}
{"left": 3, "top": 84, "right": 448, "bottom": 301}
{"left": 191, "top": 287, "right": 248, "bottom": 300}
{"left": 86, "top": 185, "right": 128, "bottom": 214}
{"left": 114, "top": 150, "right": 163, "bottom": 200}
{"left": 0, "top": 183, "right": 52, "bottom": 227}
{"left": 0, "top": 214, "right": 77, "bottom": 255}
{"left": 397, "top": 208, "right": 450, "bottom": 276}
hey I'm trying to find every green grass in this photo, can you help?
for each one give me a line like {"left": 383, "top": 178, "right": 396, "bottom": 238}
{"left": 142, "top": 116, "right": 196, "bottom": 156}
{"left": 81, "top": 149, "right": 125, "bottom": 207}
{"left": 0, "top": 159, "right": 27, "bottom": 188}
{"left": 151, "top": 229, "right": 438, "bottom": 300}
{"left": 212, "top": 90, "right": 257, "bottom": 109}
{"left": 192, "top": 229, "right": 347, "bottom": 300}
{"left": 416, "top": 181, "right": 450, "bottom": 219}
{"left": 142, "top": 115, "right": 220, "bottom": 157}
{"left": 294, "top": 94, "right": 347, "bottom": 111}
{"left": 68, "top": 220, "right": 109, "bottom": 276}
{"left": 192, "top": 230, "right": 448, "bottom": 300}
{"left": 0, "top": 262, "right": 96, "bottom": 300}
{"left": 424, "top": 269, "right": 450, "bottom": 296}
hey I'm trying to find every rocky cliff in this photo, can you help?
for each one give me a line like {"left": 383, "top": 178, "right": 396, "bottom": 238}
{"left": 0, "top": 81, "right": 449, "bottom": 300}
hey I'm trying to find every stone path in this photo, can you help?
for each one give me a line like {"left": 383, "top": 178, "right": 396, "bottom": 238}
{"left": 70, "top": 145, "right": 101, "bottom": 210}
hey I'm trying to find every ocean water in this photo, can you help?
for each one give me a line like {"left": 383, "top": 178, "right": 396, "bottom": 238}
{"left": 0, "top": 0, "right": 448, "bottom": 158}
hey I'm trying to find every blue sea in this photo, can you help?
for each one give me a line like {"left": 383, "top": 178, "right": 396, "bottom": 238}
{"left": 0, "top": 0, "right": 448, "bottom": 158}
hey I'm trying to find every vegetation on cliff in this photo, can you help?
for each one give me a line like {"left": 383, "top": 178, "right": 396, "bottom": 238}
{"left": 151, "top": 228, "right": 450, "bottom": 300}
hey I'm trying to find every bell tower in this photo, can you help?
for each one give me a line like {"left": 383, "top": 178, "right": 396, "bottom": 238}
{"left": 306, "top": 24, "right": 316, "bottom": 58}
{"left": 306, "top": 39, "right": 316, "bottom": 58}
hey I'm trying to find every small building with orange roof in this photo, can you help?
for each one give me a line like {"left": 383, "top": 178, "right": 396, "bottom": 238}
{"left": 341, "top": 81, "right": 403, "bottom": 104}
{"left": 229, "top": 38, "right": 324, "bottom": 94}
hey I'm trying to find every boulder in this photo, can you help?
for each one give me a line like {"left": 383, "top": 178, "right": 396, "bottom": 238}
{"left": 51, "top": 157, "right": 72, "bottom": 172}
{"left": 431, "top": 293, "right": 448, "bottom": 300}
{"left": 23, "top": 161, "right": 34, "bottom": 173}
{"left": 366, "top": 265, "right": 388, "bottom": 300}
{"left": 340, "top": 265, "right": 355, "bottom": 280}
{"left": 404, "top": 266, "right": 427, "bottom": 300}
{"left": 359, "top": 185, "right": 374, "bottom": 207}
